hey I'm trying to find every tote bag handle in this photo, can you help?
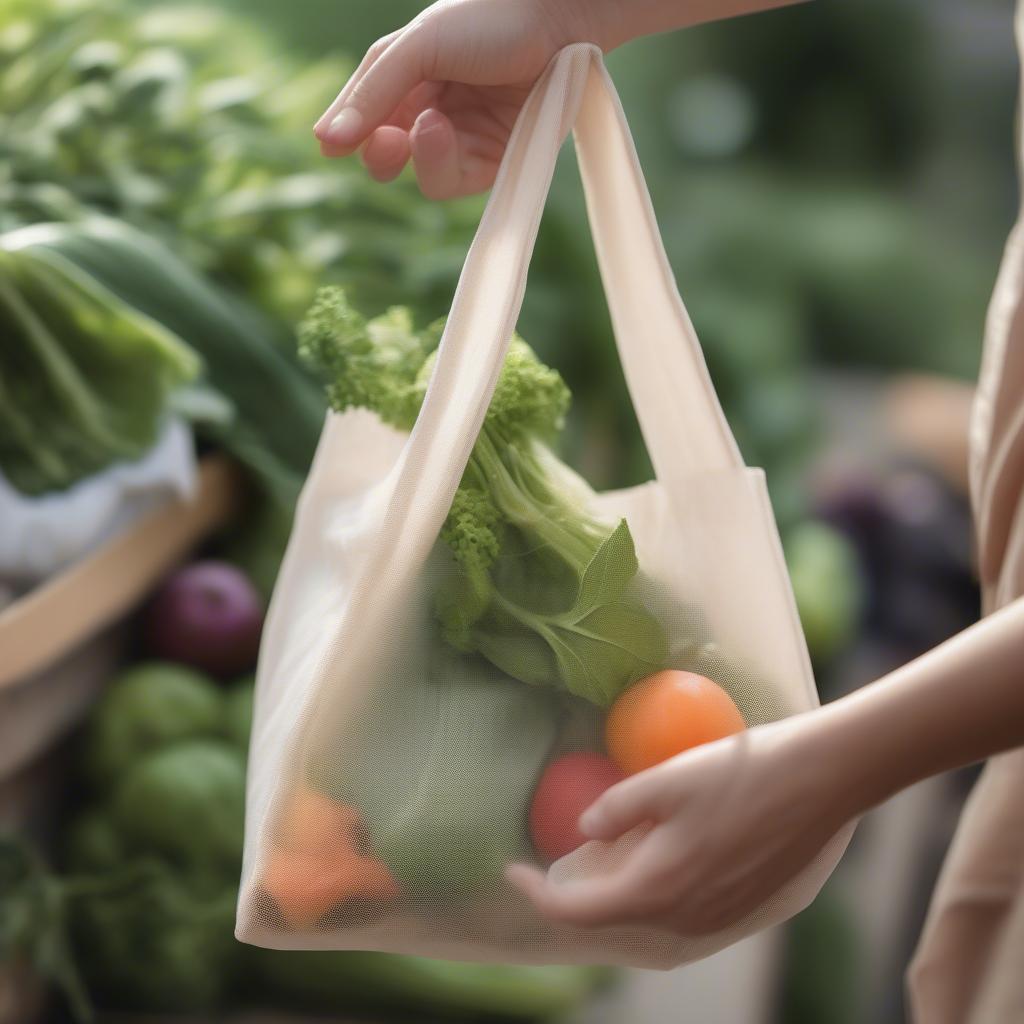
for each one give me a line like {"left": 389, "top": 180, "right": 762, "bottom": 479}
{"left": 405, "top": 43, "right": 744, "bottom": 519}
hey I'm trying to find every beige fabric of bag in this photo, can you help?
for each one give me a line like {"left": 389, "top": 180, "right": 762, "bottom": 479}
{"left": 907, "top": 6, "right": 1024, "bottom": 1017}
{"left": 235, "top": 44, "right": 852, "bottom": 968}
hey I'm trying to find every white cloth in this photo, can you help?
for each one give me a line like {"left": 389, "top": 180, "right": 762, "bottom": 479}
{"left": 0, "top": 418, "right": 196, "bottom": 584}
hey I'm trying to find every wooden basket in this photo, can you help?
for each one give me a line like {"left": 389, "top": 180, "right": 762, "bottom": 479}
{"left": 0, "top": 457, "right": 241, "bottom": 785}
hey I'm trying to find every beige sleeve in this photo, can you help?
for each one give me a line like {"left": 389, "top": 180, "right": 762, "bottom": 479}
{"left": 969, "top": 4, "right": 1024, "bottom": 610}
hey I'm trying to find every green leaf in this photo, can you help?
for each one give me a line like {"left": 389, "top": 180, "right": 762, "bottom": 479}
{"left": 0, "top": 834, "right": 92, "bottom": 1023}
{"left": 547, "top": 603, "right": 668, "bottom": 707}
{"left": 569, "top": 519, "right": 638, "bottom": 616}
{"left": 475, "top": 630, "right": 558, "bottom": 688}
{"left": 529, "top": 520, "right": 667, "bottom": 706}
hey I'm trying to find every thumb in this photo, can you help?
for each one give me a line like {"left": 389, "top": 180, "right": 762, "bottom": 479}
{"left": 315, "top": 32, "right": 426, "bottom": 154}
{"left": 578, "top": 772, "right": 669, "bottom": 842}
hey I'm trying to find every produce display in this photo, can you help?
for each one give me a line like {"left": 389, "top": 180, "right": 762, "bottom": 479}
{"left": 0, "top": 0, "right": 483, "bottom": 328}
{"left": 250, "top": 290, "right": 753, "bottom": 929}
{"left": 0, "top": 0, "right": 479, "bottom": 592}
{"left": 1, "top": 218, "right": 327, "bottom": 594}
{"left": 0, "top": 559, "right": 605, "bottom": 1020}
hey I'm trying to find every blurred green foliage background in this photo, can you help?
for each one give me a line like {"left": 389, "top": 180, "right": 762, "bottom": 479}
{"left": 7, "top": 0, "right": 1017, "bottom": 525}
{"left": 125, "top": 0, "right": 1018, "bottom": 522}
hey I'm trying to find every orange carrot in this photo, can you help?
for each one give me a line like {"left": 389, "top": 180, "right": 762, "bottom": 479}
{"left": 276, "top": 784, "right": 362, "bottom": 856}
{"left": 264, "top": 785, "right": 400, "bottom": 927}
{"left": 262, "top": 847, "right": 400, "bottom": 929}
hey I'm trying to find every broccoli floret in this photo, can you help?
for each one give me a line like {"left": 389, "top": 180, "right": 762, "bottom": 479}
{"left": 486, "top": 338, "right": 569, "bottom": 443}
{"left": 299, "top": 287, "right": 667, "bottom": 706}
{"left": 297, "top": 287, "right": 427, "bottom": 430}
{"left": 440, "top": 487, "right": 504, "bottom": 572}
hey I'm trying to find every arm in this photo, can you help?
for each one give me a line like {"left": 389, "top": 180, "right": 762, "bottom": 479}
{"left": 312, "top": 0, "right": 808, "bottom": 198}
{"left": 508, "top": 598, "right": 1024, "bottom": 935}
{"left": 588, "top": 0, "right": 811, "bottom": 51}
{"left": 818, "top": 595, "right": 1024, "bottom": 819}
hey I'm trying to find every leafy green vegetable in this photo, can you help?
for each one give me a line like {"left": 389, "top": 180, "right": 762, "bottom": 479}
{"left": 5, "top": 218, "right": 327, "bottom": 591}
{"left": 63, "top": 812, "right": 123, "bottom": 877}
{"left": 10, "top": 220, "right": 326, "bottom": 485}
{"left": 300, "top": 288, "right": 667, "bottom": 705}
{"left": 310, "top": 643, "right": 558, "bottom": 899}
{"left": 0, "top": 244, "right": 198, "bottom": 494}
{"left": 69, "top": 860, "right": 240, "bottom": 1014}
{"left": 110, "top": 741, "right": 246, "bottom": 877}
{"left": 81, "top": 662, "right": 223, "bottom": 787}
{"left": 0, "top": 835, "right": 92, "bottom": 1023}
{"left": 0, "top": 0, "right": 483, "bottom": 328}
{"left": 223, "top": 675, "right": 255, "bottom": 753}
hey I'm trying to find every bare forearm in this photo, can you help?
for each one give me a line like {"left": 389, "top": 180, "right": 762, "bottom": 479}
{"left": 814, "top": 597, "right": 1024, "bottom": 822}
{"left": 575, "top": 0, "right": 812, "bottom": 52}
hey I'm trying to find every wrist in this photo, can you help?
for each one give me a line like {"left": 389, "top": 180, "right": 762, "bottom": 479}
{"left": 809, "top": 684, "right": 933, "bottom": 822}
{"left": 783, "top": 701, "right": 895, "bottom": 828}
{"left": 545, "top": 0, "right": 634, "bottom": 53}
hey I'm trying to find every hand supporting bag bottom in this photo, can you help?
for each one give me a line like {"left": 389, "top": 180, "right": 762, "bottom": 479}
{"left": 236, "top": 44, "right": 854, "bottom": 969}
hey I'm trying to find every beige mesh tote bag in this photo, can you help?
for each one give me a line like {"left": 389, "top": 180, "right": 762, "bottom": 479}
{"left": 236, "top": 43, "right": 854, "bottom": 969}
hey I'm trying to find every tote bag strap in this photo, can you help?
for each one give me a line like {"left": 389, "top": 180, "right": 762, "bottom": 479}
{"left": 405, "top": 43, "right": 743, "bottom": 527}
{"left": 572, "top": 51, "right": 744, "bottom": 478}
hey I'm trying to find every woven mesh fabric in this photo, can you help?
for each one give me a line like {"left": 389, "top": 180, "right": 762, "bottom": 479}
{"left": 235, "top": 44, "right": 854, "bottom": 968}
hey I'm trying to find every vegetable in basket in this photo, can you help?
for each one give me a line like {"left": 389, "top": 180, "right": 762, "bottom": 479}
{"left": 4, "top": 219, "right": 328, "bottom": 591}
{"left": 299, "top": 287, "right": 668, "bottom": 707}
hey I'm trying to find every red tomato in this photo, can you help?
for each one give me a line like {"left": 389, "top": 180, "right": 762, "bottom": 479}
{"left": 529, "top": 753, "right": 625, "bottom": 860}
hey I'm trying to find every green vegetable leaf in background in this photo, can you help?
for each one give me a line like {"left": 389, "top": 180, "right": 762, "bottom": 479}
{"left": 0, "top": 242, "right": 199, "bottom": 495}
{"left": 0, "top": 834, "right": 228, "bottom": 1022}
{"left": 0, "top": 835, "right": 92, "bottom": 1023}
{"left": 4, "top": 218, "right": 327, "bottom": 591}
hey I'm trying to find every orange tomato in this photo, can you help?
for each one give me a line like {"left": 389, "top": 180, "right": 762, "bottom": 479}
{"left": 605, "top": 670, "right": 746, "bottom": 775}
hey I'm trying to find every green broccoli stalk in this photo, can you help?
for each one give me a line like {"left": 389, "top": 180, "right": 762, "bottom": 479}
{"left": 299, "top": 287, "right": 667, "bottom": 706}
